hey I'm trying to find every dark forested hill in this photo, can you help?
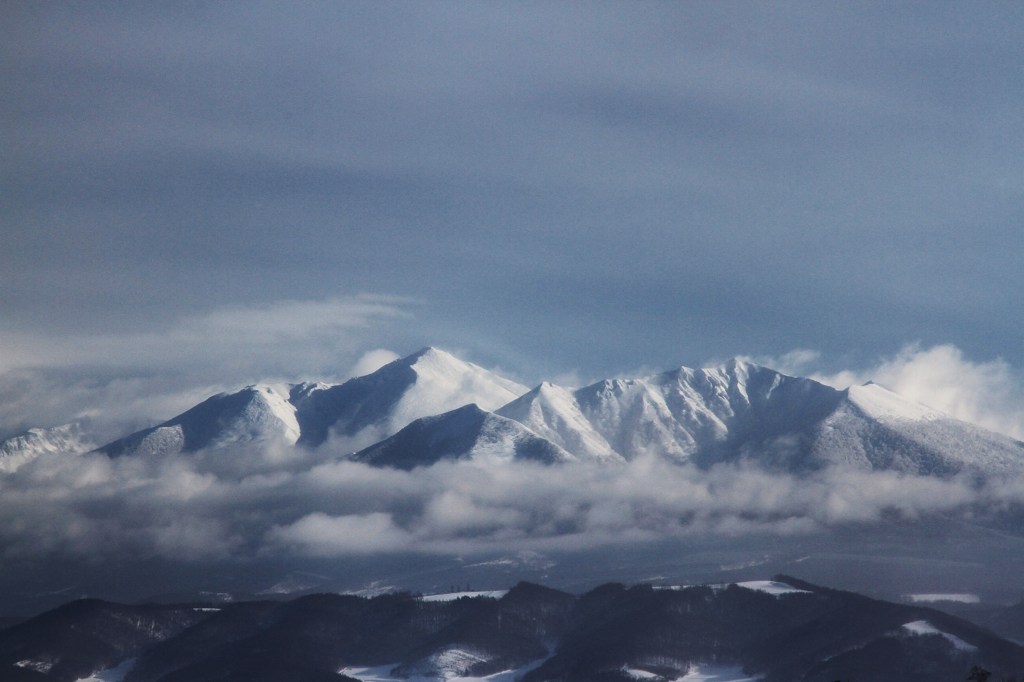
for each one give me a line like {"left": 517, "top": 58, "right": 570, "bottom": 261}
{"left": 1, "top": 577, "right": 1021, "bottom": 682}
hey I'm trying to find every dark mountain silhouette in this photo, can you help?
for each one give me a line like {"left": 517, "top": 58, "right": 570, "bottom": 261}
{"left": 3, "top": 578, "right": 1023, "bottom": 682}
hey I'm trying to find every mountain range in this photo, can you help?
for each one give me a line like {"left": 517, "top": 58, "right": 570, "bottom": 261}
{"left": 3, "top": 577, "right": 1024, "bottom": 682}
{"left": 4, "top": 347, "right": 1021, "bottom": 477}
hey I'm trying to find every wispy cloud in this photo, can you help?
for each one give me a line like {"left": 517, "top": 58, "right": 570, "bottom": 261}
{"left": 0, "top": 295, "right": 412, "bottom": 438}
{"left": 746, "top": 344, "right": 1024, "bottom": 440}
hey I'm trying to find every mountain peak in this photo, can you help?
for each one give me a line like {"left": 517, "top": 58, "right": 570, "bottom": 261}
{"left": 724, "top": 356, "right": 750, "bottom": 370}
{"left": 284, "top": 347, "right": 527, "bottom": 449}
{"left": 1, "top": 421, "right": 98, "bottom": 471}
{"left": 846, "top": 382, "right": 944, "bottom": 422}
{"left": 714, "top": 356, "right": 779, "bottom": 376}
{"left": 401, "top": 346, "right": 457, "bottom": 366}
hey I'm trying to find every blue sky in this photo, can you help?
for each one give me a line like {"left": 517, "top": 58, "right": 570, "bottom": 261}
{"left": 2, "top": 1, "right": 1023, "bottom": 433}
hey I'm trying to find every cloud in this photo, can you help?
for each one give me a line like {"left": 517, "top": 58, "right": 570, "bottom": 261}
{"left": 812, "top": 344, "right": 1024, "bottom": 440}
{"left": 2, "top": 339, "right": 1022, "bottom": 571}
{"left": 350, "top": 349, "right": 401, "bottom": 377}
{"left": 267, "top": 512, "right": 412, "bottom": 556}
{"left": 746, "top": 344, "right": 1024, "bottom": 441}
{"left": 0, "top": 295, "right": 411, "bottom": 376}
{"left": 1, "top": 441, "right": 1017, "bottom": 566}
{"left": 0, "top": 295, "right": 413, "bottom": 439}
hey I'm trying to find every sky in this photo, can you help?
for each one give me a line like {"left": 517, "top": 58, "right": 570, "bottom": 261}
{"left": 2, "top": 2, "right": 1023, "bottom": 437}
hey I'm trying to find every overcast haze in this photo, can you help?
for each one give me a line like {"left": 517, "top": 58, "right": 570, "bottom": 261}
{"left": 3, "top": 2, "right": 1023, "bottom": 435}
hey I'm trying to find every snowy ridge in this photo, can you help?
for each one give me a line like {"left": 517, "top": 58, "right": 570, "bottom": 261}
{"left": 500, "top": 360, "right": 844, "bottom": 468}
{"left": 902, "top": 620, "right": 977, "bottom": 652}
{"left": 99, "top": 385, "right": 299, "bottom": 457}
{"left": 351, "top": 404, "right": 575, "bottom": 469}
{"left": 0, "top": 422, "right": 97, "bottom": 472}
{"left": 95, "top": 348, "right": 526, "bottom": 458}
{"left": 496, "top": 358, "right": 1024, "bottom": 476}
{"left": 420, "top": 590, "right": 508, "bottom": 602}
{"left": 291, "top": 347, "right": 527, "bottom": 450}
{"left": 814, "top": 383, "right": 1024, "bottom": 475}
{"left": 733, "top": 580, "right": 810, "bottom": 597}
{"left": 389, "top": 348, "right": 527, "bottom": 436}
{"left": 49, "top": 347, "right": 1024, "bottom": 477}
{"left": 497, "top": 382, "right": 622, "bottom": 463}
{"left": 847, "top": 383, "right": 943, "bottom": 423}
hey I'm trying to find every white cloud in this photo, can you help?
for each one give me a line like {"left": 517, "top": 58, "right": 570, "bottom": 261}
{"left": 266, "top": 512, "right": 412, "bottom": 556}
{"left": 745, "top": 343, "right": 1024, "bottom": 440}
{"left": 350, "top": 349, "right": 401, "bottom": 377}
{"left": 0, "top": 295, "right": 411, "bottom": 377}
{"left": 2, "top": 339, "right": 1022, "bottom": 570}
{"left": 0, "top": 295, "right": 413, "bottom": 438}
{"left": 4, "top": 440, "right": 1016, "bottom": 565}
{"left": 812, "top": 344, "right": 1024, "bottom": 440}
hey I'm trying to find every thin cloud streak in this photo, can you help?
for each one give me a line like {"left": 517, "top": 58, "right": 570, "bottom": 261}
{"left": 0, "top": 295, "right": 414, "bottom": 439}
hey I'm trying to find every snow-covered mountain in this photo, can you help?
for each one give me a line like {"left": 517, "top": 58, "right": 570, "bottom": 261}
{"left": 99, "top": 384, "right": 300, "bottom": 457}
{"left": 290, "top": 347, "right": 527, "bottom": 449}
{"left": 351, "top": 403, "right": 575, "bottom": 469}
{"left": 810, "top": 382, "right": 1024, "bottom": 475}
{"left": 498, "top": 359, "right": 841, "bottom": 467}
{"left": 0, "top": 421, "right": 97, "bottom": 472}
{"left": 97, "top": 348, "right": 527, "bottom": 457}
{"left": 497, "top": 359, "right": 1024, "bottom": 475}
{"left": 12, "top": 347, "right": 1020, "bottom": 476}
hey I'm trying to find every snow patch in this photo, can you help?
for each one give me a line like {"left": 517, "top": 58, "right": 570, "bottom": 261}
{"left": 342, "top": 656, "right": 541, "bottom": 681}
{"left": 734, "top": 580, "right": 810, "bottom": 596}
{"left": 17, "top": 659, "right": 54, "bottom": 674}
{"left": 675, "top": 664, "right": 760, "bottom": 681}
{"left": 255, "top": 384, "right": 301, "bottom": 444}
{"left": 420, "top": 590, "right": 507, "bottom": 602}
{"left": 905, "top": 593, "right": 980, "bottom": 604}
{"left": 902, "top": 620, "right": 977, "bottom": 652}
{"left": 466, "top": 550, "right": 556, "bottom": 570}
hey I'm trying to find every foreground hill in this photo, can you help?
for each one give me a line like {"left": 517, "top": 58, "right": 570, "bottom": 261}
{"left": 1, "top": 578, "right": 1021, "bottom": 682}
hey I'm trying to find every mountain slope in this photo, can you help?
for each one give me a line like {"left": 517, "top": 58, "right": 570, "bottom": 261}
{"left": 66, "top": 348, "right": 1024, "bottom": 474}
{"left": 291, "top": 347, "right": 527, "bottom": 449}
{"left": 0, "top": 422, "right": 97, "bottom": 472}
{"left": 808, "top": 382, "right": 1024, "bottom": 475}
{"left": 500, "top": 360, "right": 843, "bottom": 467}
{"left": 99, "top": 385, "right": 299, "bottom": 457}
{"left": 497, "top": 360, "right": 1024, "bottom": 475}
{"left": 95, "top": 348, "right": 527, "bottom": 458}
{"left": 0, "top": 599, "right": 208, "bottom": 682}
{"left": 351, "top": 404, "right": 575, "bottom": 469}
{"left": 5, "top": 580, "right": 1022, "bottom": 682}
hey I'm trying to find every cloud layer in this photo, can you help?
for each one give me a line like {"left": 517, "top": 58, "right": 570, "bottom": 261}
{"left": 1, "top": 439, "right": 1017, "bottom": 565}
